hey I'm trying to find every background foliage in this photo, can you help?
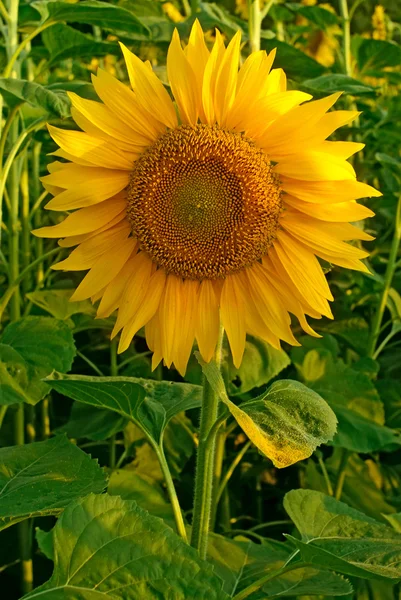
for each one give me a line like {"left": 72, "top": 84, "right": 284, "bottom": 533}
{"left": 1, "top": 0, "right": 401, "bottom": 598}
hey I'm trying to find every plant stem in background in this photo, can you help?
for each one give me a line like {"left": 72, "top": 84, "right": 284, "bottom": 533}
{"left": 339, "top": 0, "right": 352, "bottom": 76}
{"left": 248, "top": 0, "right": 261, "bottom": 53}
{"left": 191, "top": 329, "right": 224, "bottom": 558}
{"left": 154, "top": 445, "right": 188, "bottom": 543}
{"left": 317, "top": 452, "right": 334, "bottom": 496}
{"left": 20, "top": 153, "right": 31, "bottom": 295}
{"left": 32, "top": 143, "right": 44, "bottom": 284}
{"left": 216, "top": 440, "right": 251, "bottom": 506}
{"left": 368, "top": 195, "right": 401, "bottom": 357}
{"left": 210, "top": 425, "right": 226, "bottom": 529}
{"left": 109, "top": 339, "right": 118, "bottom": 469}
{"left": 334, "top": 449, "right": 350, "bottom": 500}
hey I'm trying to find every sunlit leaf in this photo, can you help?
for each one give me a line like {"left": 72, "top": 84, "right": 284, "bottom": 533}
{"left": 26, "top": 289, "right": 95, "bottom": 321}
{"left": 199, "top": 357, "right": 337, "bottom": 468}
{"left": 0, "top": 78, "right": 70, "bottom": 117}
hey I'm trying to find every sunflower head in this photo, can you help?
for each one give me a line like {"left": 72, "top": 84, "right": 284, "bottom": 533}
{"left": 34, "top": 21, "right": 380, "bottom": 375}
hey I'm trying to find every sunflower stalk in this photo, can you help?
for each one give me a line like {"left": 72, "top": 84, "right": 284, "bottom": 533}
{"left": 248, "top": 0, "right": 261, "bottom": 53}
{"left": 191, "top": 327, "right": 224, "bottom": 558}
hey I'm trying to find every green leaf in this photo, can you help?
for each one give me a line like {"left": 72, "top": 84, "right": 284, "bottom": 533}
{"left": 294, "top": 5, "right": 339, "bottom": 27}
{"left": 35, "top": 527, "right": 54, "bottom": 561}
{"left": 377, "top": 379, "right": 401, "bottom": 429}
{"left": 26, "top": 289, "right": 95, "bottom": 321}
{"left": 0, "top": 436, "right": 106, "bottom": 531}
{"left": 225, "top": 336, "right": 290, "bottom": 396}
{"left": 208, "top": 534, "right": 353, "bottom": 598}
{"left": 355, "top": 37, "right": 401, "bottom": 74}
{"left": 0, "top": 78, "right": 70, "bottom": 117}
{"left": 198, "top": 2, "right": 245, "bottom": 38}
{"left": 108, "top": 468, "right": 175, "bottom": 526}
{"left": 32, "top": 0, "right": 149, "bottom": 37}
{"left": 42, "top": 23, "right": 120, "bottom": 66}
{"left": 23, "top": 493, "right": 228, "bottom": 599}
{"left": 0, "top": 317, "right": 76, "bottom": 405}
{"left": 320, "top": 319, "right": 370, "bottom": 355}
{"left": 284, "top": 489, "right": 401, "bottom": 582}
{"left": 199, "top": 356, "right": 337, "bottom": 468}
{"left": 303, "top": 74, "right": 376, "bottom": 96}
{"left": 260, "top": 39, "right": 325, "bottom": 79}
{"left": 45, "top": 372, "right": 201, "bottom": 446}
{"left": 58, "top": 402, "right": 127, "bottom": 441}
{"left": 0, "top": 344, "right": 31, "bottom": 405}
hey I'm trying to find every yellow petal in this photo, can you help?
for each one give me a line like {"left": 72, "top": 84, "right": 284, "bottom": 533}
{"left": 202, "top": 30, "right": 225, "bottom": 125}
{"left": 145, "top": 313, "right": 163, "bottom": 371}
{"left": 195, "top": 280, "right": 220, "bottom": 363}
{"left": 41, "top": 164, "right": 129, "bottom": 190}
{"left": 96, "top": 256, "right": 138, "bottom": 319}
{"left": 215, "top": 30, "right": 241, "bottom": 127}
{"left": 32, "top": 194, "right": 127, "bottom": 238}
{"left": 44, "top": 170, "right": 129, "bottom": 211}
{"left": 246, "top": 264, "right": 300, "bottom": 346}
{"left": 47, "top": 125, "right": 135, "bottom": 170}
{"left": 120, "top": 42, "right": 177, "bottom": 129}
{"left": 52, "top": 222, "right": 130, "bottom": 271}
{"left": 172, "top": 280, "right": 198, "bottom": 376}
{"left": 265, "top": 68, "right": 287, "bottom": 94}
{"left": 275, "top": 152, "right": 356, "bottom": 181}
{"left": 58, "top": 211, "right": 126, "bottom": 248}
{"left": 258, "top": 92, "right": 342, "bottom": 153}
{"left": 111, "top": 251, "right": 154, "bottom": 336}
{"left": 92, "top": 69, "right": 163, "bottom": 141}
{"left": 284, "top": 195, "right": 374, "bottom": 221}
{"left": 118, "top": 268, "right": 167, "bottom": 354}
{"left": 71, "top": 236, "right": 136, "bottom": 301}
{"left": 69, "top": 92, "right": 149, "bottom": 151}
{"left": 168, "top": 29, "right": 198, "bottom": 125}
{"left": 314, "top": 141, "right": 365, "bottom": 159}
{"left": 281, "top": 178, "right": 382, "bottom": 204}
{"left": 158, "top": 274, "right": 183, "bottom": 368}
{"left": 185, "top": 19, "right": 209, "bottom": 122}
{"left": 220, "top": 273, "right": 246, "bottom": 368}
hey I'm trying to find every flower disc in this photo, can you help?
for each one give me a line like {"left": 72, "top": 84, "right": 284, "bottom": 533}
{"left": 127, "top": 124, "right": 282, "bottom": 280}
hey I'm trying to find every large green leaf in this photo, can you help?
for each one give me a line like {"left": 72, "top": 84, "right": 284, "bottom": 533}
{"left": 303, "top": 74, "right": 376, "bottom": 96}
{"left": 355, "top": 37, "right": 401, "bottom": 74}
{"left": 45, "top": 372, "right": 201, "bottom": 446}
{"left": 0, "top": 436, "right": 106, "bottom": 531}
{"left": 23, "top": 493, "right": 228, "bottom": 599}
{"left": 208, "top": 534, "right": 353, "bottom": 598}
{"left": 225, "top": 336, "right": 290, "bottom": 396}
{"left": 0, "top": 317, "right": 76, "bottom": 405}
{"left": 0, "top": 78, "right": 70, "bottom": 117}
{"left": 32, "top": 0, "right": 149, "bottom": 37}
{"left": 284, "top": 489, "right": 401, "bottom": 582}
{"left": 58, "top": 402, "right": 127, "bottom": 441}
{"left": 199, "top": 356, "right": 337, "bottom": 468}
{"left": 42, "top": 23, "right": 119, "bottom": 66}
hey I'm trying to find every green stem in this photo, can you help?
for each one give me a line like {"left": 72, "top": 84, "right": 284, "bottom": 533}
{"left": 334, "top": 449, "right": 350, "bottom": 501}
{"left": 233, "top": 563, "right": 304, "bottom": 600}
{"left": 0, "top": 0, "right": 10, "bottom": 21}
{"left": 0, "top": 104, "right": 19, "bottom": 172}
{"left": 32, "top": 143, "right": 44, "bottom": 285}
{"left": 248, "top": 0, "right": 261, "bottom": 53}
{"left": 154, "top": 444, "right": 188, "bottom": 543}
{"left": 109, "top": 339, "right": 118, "bottom": 469}
{"left": 20, "top": 152, "right": 31, "bottom": 294}
{"left": 3, "top": 21, "right": 54, "bottom": 78}
{"left": 41, "top": 398, "right": 50, "bottom": 439}
{"left": 210, "top": 424, "right": 226, "bottom": 530}
{"left": 317, "top": 452, "right": 334, "bottom": 496}
{"left": 339, "top": 0, "right": 352, "bottom": 76}
{"left": 216, "top": 440, "right": 251, "bottom": 506}
{"left": 191, "top": 328, "right": 224, "bottom": 558}
{"left": 367, "top": 195, "right": 401, "bottom": 357}
{"left": 0, "top": 406, "right": 8, "bottom": 429}
{"left": 260, "top": 0, "right": 275, "bottom": 21}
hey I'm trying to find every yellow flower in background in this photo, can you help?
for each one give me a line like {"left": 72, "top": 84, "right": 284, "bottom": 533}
{"left": 298, "top": 1, "right": 341, "bottom": 67}
{"left": 372, "top": 4, "right": 386, "bottom": 40}
{"left": 162, "top": 2, "right": 185, "bottom": 23}
{"left": 235, "top": 0, "right": 268, "bottom": 20}
{"left": 34, "top": 21, "right": 379, "bottom": 375}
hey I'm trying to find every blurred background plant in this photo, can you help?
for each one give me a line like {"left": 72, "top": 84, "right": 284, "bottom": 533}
{"left": 0, "top": 1, "right": 401, "bottom": 599}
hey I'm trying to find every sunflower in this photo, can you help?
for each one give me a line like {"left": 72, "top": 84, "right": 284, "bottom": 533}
{"left": 33, "top": 21, "right": 380, "bottom": 375}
